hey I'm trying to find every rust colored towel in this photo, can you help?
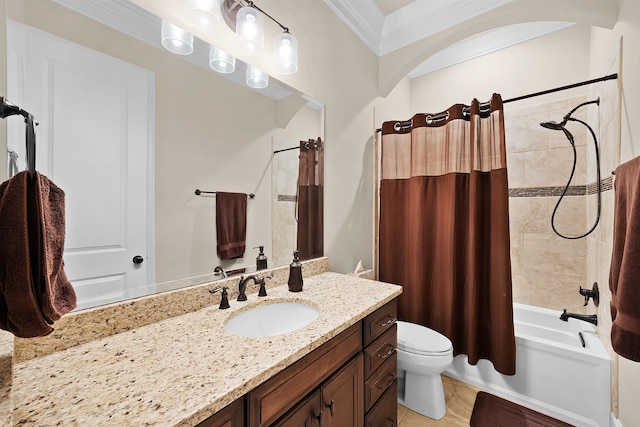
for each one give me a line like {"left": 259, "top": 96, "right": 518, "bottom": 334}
{"left": 610, "top": 156, "right": 640, "bottom": 361}
{"left": 0, "top": 171, "right": 76, "bottom": 338}
{"left": 216, "top": 192, "right": 247, "bottom": 260}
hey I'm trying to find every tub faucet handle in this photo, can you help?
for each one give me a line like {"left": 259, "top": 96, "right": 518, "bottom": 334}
{"left": 579, "top": 282, "right": 599, "bottom": 307}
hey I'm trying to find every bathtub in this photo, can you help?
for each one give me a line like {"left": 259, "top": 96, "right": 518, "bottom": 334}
{"left": 445, "top": 303, "right": 611, "bottom": 427}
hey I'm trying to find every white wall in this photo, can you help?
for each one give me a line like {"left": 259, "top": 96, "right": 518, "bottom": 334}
{"left": 407, "top": 25, "right": 592, "bottom": 113}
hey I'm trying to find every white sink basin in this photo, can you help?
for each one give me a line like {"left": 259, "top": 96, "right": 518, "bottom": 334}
{"left": 224, "top": 302, "right": 319, "bottom": 338}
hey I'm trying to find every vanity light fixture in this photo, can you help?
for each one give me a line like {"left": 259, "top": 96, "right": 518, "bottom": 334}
{"left": 246, "top": 64, "right": 268, "bottom": 88}
{"left": 209, "top": 46, "right": 236, "bottom": 74}
{"left": 236, "top": 4, "right": 264, "bottom": 55}
{"left": 222, "top": 0, "right": 299, "bottom": 75}
{"left": 161, "top": 20, "right": 194, "bottom": 55}
{"left": 275, "top": 31, "right": 298, "bottom": 75}
{"left": 187, "top": 0, "right": 222, "bottom": 31}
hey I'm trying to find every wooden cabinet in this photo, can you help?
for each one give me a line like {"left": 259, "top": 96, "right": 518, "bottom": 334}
{"left": 319, "top": 354, "right": 364, "bottom": 427}
{"left": 274, "top": 355, "right": 363, "bottom": 427}
{"left": 365, "top": 385, "right": 398, "bottom": 427}
{"left": 248, "top": 323, "right": 362, "bottom": 427}
{"left": 363, "top": 300, "right": 398, "bottom": 426}
{"left": 196, "top": 298, "right": 398, "bottom": 427}
{"left": 272, "top": 390, "right": 323, "bottom": 427}
{"left": 196, "top": 398, "right": 245, "bottom": 427}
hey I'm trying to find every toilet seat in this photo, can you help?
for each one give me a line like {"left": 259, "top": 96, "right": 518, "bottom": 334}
{"left": 397, "top": 321, "right": 453, "bottom": 356}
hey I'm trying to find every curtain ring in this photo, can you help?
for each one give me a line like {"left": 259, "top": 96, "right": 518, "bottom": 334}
{"left": 393, "top": 120, "right": 412, "bottom": 131}
{"left": 426, "top": 112, "right": 449, "bottom": 124}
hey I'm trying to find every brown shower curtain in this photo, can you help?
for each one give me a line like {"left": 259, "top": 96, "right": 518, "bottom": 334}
{"left": 297, "top": 138, "right": 323, "bottom": 260}
{"left": 379, "top": 94, "right": 516, "bottom": 375}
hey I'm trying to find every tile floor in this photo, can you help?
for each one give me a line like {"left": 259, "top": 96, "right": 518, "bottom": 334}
{"left": 397, "top": 375, "right": 480, "bottom": 426}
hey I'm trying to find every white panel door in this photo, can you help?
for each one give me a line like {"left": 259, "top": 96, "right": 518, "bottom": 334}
{"left": 7, "top": 21, "right": 155, "bottom": 310}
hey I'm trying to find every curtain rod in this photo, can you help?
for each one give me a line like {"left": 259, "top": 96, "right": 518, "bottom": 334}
{"left": 273, "top": 146, "right": 299, "bottom": 154}
{"left": 273, "top": 139, "right": 320, "bottom": 154}
{"left": 194, "top": 189, "right": 256, "bottom": 198}
{"left": 376, "top": 73, "right": 618, "bottom": 133}
{"left": 502, "top": 73, "right": 618, "bottom": 104}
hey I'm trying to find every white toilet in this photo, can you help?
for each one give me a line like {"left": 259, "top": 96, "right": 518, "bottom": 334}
{"left": 396, "top": 321, "right": 454, "bottom": 420}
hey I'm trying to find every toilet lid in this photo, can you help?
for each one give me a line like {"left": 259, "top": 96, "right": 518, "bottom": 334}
{"left": 397, "top": 321, "right": 453, "bottom": 355}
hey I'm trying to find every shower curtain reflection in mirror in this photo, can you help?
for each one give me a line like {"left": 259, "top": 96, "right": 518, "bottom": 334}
{"left": 379, "top": 94, "right": 516, "bottom": 375}
{"left": 297, "top": 138, "right": 323, "bottom": 260}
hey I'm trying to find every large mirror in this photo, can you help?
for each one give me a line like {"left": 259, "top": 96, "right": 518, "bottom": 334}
{"left": 3, "top": 0, "right": 324, "bottom": 310}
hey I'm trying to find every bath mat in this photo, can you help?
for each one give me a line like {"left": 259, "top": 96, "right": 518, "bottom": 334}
{"left": 470, "top": 392, "right": 575, "bottom": 427}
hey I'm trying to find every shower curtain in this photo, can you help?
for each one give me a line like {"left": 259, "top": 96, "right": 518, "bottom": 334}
{"left": 379, "top": 94, "right": 516, "bottom": 375}
{"left": 297, "top": 138, "right": 323, "bottom": 260}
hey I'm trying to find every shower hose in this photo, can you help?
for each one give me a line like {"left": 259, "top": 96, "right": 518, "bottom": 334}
{"left": 546, "top": 100, "right": 601, "bottom": 240}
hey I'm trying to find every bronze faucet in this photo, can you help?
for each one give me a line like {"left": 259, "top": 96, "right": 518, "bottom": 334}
{"left": 237, "top": 274, "right": 272, "bottom": 301}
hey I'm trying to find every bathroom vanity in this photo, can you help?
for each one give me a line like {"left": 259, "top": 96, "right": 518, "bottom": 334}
{"left": 10, "top": 271, "right": 401, "bottom": 426}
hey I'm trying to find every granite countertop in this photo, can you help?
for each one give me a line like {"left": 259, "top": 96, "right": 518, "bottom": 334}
{"left": 11, "top": 272, "right": 402, "bottom": 426}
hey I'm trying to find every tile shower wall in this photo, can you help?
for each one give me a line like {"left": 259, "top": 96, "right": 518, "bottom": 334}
{"left": 506, "top": 96, "right": 594, "bottom": 314}
{"left": 271, "top": 139, "right": 299, "bottom": 267}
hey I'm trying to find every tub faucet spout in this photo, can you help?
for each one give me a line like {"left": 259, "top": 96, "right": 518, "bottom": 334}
{"left": 560, "top": 309, "right": 598, "bottom": 326}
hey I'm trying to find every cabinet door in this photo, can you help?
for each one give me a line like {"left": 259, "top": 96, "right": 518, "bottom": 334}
{"left": 321, "top": 355, "right": 364, "bottom": 427}
{"left": 248, "top": 323, "right": 362, "bottom": 426}
{"left": 196, "top": 398, "right": 245, "bottom": 427}
{"left": 273, "top": 390, "right": 323, "bottom": 427}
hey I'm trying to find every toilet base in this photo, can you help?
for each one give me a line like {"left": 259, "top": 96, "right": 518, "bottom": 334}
{"left": 397, "top": 371, "right": 446, "bottom": 420}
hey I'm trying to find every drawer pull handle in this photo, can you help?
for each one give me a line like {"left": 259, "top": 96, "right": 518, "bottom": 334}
{"left": 376, "top": 316, "right": 397, "bottom": 327}
{"left": 314, "top": 410, "right": 323, "bottom": 426}
{"left": 375, "top": 373, "right": 396, "bottom": 390}
{"left": 386, "top": 417, "right": 396, "bottom": 427}
{"left": 377, "top": 344, "right": 395, "bottom": 359}
{"left": 326, "top": 399, "right": 334, "bottom": 416}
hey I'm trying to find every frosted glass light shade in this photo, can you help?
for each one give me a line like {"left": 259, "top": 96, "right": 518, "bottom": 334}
{"left": 161, "top": 20, "right": 193, "bottom": 55}
{"left": 275, "top": 32, "right": 298, "bottom": 74}
{"left": 236, "top": 6, "right": 264, "bottom": 55}
{"left": 209, "top": 46, "right": 236, "bottom": 74}
{"left": 187, "top": 0, "right": 221, "bottom": 31}
{"left": 246, "top": 65, "right": 268, "bottom": 89}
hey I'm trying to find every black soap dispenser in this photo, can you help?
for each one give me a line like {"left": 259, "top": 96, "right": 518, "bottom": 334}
{"left": 255, "top": 246, "right": 268, "bottom": 271}
{"left": 288, "top": 250, "right": 303, "bottom": 292}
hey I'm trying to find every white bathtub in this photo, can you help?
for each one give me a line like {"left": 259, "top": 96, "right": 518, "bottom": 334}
{"left": 445, "top": 303, "right": 611, "bottom": 427}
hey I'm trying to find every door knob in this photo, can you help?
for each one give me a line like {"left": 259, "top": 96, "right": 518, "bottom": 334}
{"left": 133, "top": 255, "right": 144, "bottom": 264}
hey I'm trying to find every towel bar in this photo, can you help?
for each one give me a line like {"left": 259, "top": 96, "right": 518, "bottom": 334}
{"left": 195, "top": 189, "right": 255, "bottom": 198}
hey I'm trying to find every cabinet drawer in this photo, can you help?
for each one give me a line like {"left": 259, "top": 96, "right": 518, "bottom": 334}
{"left": 364, "top": 352, "right": 397, "bottom": 412}
{"left": 364, "top": 324, "right": 396, "bottom": 379}
{"left": 365, "top": 384, "right": 398, "bottom": 427}
{"left": 363, "top": 300, "right": 397, "bottom": 347}
{"left": 248, "top": 322, "right": 362, "bottom": 427}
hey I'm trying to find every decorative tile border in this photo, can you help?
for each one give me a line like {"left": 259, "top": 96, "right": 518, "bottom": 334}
{"left": 588, "top": 176, "right": 613, "bottom": 194}
{"left": 509, "top": 176, "right": 613, "bottom": 198}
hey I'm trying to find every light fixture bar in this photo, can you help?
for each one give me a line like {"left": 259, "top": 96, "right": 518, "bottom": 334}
{"left": 246, "top": 0, "right": 288, "bottom": 33}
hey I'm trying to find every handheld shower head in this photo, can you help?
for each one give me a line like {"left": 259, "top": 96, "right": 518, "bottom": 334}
{"left": 540, "top": 121, "right": 564, "bottom": 130}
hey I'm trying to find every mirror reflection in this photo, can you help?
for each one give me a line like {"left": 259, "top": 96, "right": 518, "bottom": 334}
{"left": 4, "top": 0, "right": 324, "bottom": 311}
